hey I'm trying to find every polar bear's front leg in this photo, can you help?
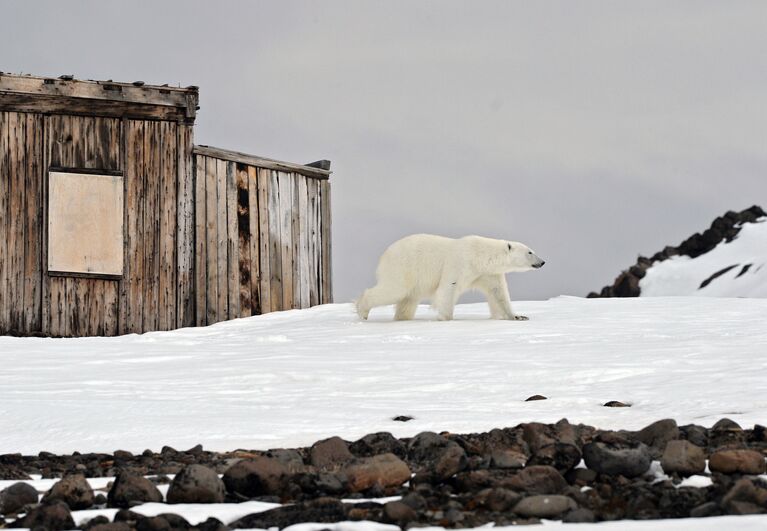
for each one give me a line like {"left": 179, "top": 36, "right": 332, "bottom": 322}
{"left": 432, "top": 279, "right": 463, "bottom": 321}
{"left": 473, "top": 274, "right": 527, "bottom": 320}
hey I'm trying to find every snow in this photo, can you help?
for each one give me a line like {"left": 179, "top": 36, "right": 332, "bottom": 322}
{"left": 2, "top": 296, "right": 767, "bottom": 455}
{"left": 640, "top": 219, "right": 767, "bottom": 297}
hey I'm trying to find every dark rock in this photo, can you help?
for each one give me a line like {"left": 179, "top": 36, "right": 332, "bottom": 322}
{"left": 432, "top": 443, "right": 467, "bottom": 481}
{"left": 82, "top": 515, "right": 110, "bottom": 529}
{"left": 660, "top": 440, "right": 706, "bottom": 477}
{"left": 343, "top": 453, "right": 411, "bottom": 492}
{"left": 107, "top": 471, "right": 164, "bottom": 508}
{"left": 223, "top": 456, "right": 289, "bottom": 498}
{"left": 392, "top": 416, "right": 414, "bottom": 422}
{"left": 681, "top": 424, "right": 709, "bottom": 447}
{"left": 710, "top": 418, "right": 746, "bottom": 449}
{"left": 709, "top": 449, "right": 766, "bottom": 475}
{"left": 506, "top": 465, "right": 567, "bottom": 494}
{"left": 722, "top": 479, "right": 767, "bottom": 515}
{"left": 310, "top": 437, "right": 354, "bottom": 469}
{"left": 525, "top": 395, "right": 547, "bottom": 401}
{"left": 230, "top": 497, "right": 346, "bottom": 529}
{"left": 473, "top": 487, "right": 521, "bottom": 512}
{"left": 513, "top": 494, "right": 577, "bottom": 518}
{"left": 166, "top": 464, "right": 225, "bottom": 503}
{"left": 195, "top": 517, "right": 228, "bottom": 531}
{"left": 349, "top": 432, "right": 406, "bottom": 458}
{"left": 89, "top": 523, "right": 133, "bottom": 531}
{"left": 42, "top": 473, "right": 95, "bottom": 510}
{"left": 382, "top": 500, "right": 417, "bottom": 524}
{"left": 0, "top": 482, "right": 39, "bottom": 515}
{"left": 528, "top": 443, "right": 582, "bottom": 474}
{"left": 565, "top": 467, "right": 597, "bottom": 486}
{"left": 635, "top": 419, "right": 679, "bottom": 458}
{"left": 10, "top": 501, "right": 75, "bottom": 530}
{"left": 603, "top": 401, "right": 630, "bottom": 407}
{"left": 401, "top": 492, "right": 427, "bottom": 511}
{"left": 185, "top": 444, "right": 204, "bottom": 455}
{"left": 563, "top": 507, "right": 595, "bottom": 523}
{"left": 489, "top": 448, "right": 526, "bottom": 469}
{"left": 265, "top": 449, "right": 306, "bottom": 473}
{"left": 690, "top": 501, "right": 722, "bottom": 518}
{"left": 582, "top": 440, "right": 651, "bottom": 477}
{"left": 408, "top": 431, "right": 450, "bottom": 463}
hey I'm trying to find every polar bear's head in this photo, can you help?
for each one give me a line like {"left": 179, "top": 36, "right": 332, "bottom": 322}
{"left": 505, "top": 241, "right": 545, "bottom": 272}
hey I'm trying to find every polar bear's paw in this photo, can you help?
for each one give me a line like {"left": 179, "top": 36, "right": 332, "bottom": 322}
{"left": 512, "top": 314, "right": 529, "bottom": 321}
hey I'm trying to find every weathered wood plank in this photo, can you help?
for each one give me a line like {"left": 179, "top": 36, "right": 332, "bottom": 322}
{"left": 158, "top": 121, "right": 177, "bottom": 331}
{"left": 0, "top": 112, "right": 8, "bottom": 332}
{"left": 268, "top": 170, "right": 283, "bottom": 311}
{"left": 23, "top": 113, "right": 43, "bottom": 332}
{"left": 297, "top": 176, "right": 310, "bottom": 308}
{"left": 205, "top": 156, "right": 218, "bottom": 325}
{"left": 193, "top": 145, "right": 331, "bottom": 180}
{"left": 291, "top": 173, "right": 302, "bottom": 309}
{"left": 226, "top": 161, "right": 239, "bottom": 319}
{"left": 48, "top": 278, "right": 67, "bottom": 337}
{"left": 126, "top": 120, "right": 145, "bottom": 333}
{"left": 194, "top": 154, "right": 208, "bottom": 326}
{"left": 236, "top": 164, "right": 252, "bottom": 318}
{"left": 257, "top": 168, "right": 271, "bottom": 314}
{"left": 7, "top": 112, "right": 25, "bottom": 330}
{"left": 216, "top": 158, "right": 228, "bottom": 321}
{"left": 104, "top": 281, "right": 119, "bottom": 336}
{"left": 247, "top": 166, "right": 260, "bottom": 315}
{"left": 0, "top": 74, "right": 197, "bottom": 110}
{"left": 278, "top": 172, "right": 294, "bottom": 309}
{"left": 142, "top": 121, "right": 159, "bottom": 332}
{"left": 306, "top": 178, "right": 319, "bottom": 307}
{"left": 177, "top": 124, "right": 195, "bottom": 328}
{"left": 320, "top": 180, "right": 333, "bottom": 303}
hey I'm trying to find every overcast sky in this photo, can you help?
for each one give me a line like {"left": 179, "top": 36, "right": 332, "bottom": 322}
{"left": 3, "top": 1, "right": 766, "bottom": 302}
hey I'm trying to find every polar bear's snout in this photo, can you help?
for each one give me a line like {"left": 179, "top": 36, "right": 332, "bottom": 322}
{"left": 533, "top": 259, "right": 546, "bottom": 269}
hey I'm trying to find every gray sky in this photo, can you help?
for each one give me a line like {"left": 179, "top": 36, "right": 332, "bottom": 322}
{"left": 3, "top": 1, "right": 766, "bottom": 302}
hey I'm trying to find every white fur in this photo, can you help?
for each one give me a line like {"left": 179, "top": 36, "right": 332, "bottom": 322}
{"left": 356, "top": 234, "right": 545, "bottom": 321}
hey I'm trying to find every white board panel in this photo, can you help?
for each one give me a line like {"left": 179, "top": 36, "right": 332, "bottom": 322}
{"left": 48, "top": 171, "right": 124, "bottom": 276}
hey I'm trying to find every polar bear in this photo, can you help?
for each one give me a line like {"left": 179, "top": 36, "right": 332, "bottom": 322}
{"left": 356, "top": 234, "right": 545, "bottom": 321}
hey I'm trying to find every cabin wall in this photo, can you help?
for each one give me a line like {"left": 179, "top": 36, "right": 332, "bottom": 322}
{"left": 0, "top": 111, "right": 194, "bottom": 337}
{"left": 194, "top": 153, "right": 332, "bottom": 326}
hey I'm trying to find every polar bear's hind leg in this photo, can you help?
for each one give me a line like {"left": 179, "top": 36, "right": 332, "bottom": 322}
{"left": 394, "top": 297, "right": 419, "bottom": 320}
{"left": 356, "top": 284, "right": 407, "bottom": 320}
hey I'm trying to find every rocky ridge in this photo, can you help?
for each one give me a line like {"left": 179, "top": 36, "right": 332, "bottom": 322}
{"left": 1, "top": 418, "right": 767, "bottom": 529}
{"left": 589, "top": 205, "right": 766, "bottom": 298}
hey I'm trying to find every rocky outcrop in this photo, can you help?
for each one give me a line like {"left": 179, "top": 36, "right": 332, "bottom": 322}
{"left": 589, "top": 205, "right": 766, "bottom": 297}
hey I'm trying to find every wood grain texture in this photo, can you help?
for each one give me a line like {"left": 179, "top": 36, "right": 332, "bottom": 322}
{"left": 320, "top": 180, "right": 333, "bottom": 303}
{"left": 257, "top": 168, "right": 271, "bottom": 314}
{"left": 247, "top": 166, "right": 260, "bottom": 315}
{"left": 268, "top": 170, "right": 283, "bottom": 311}
{"left": 177, "top": 124, "right": 195, "bottom": 328}
{"left": 226, "top": 161, "right": 239, "bottom": 319}
{"left": 237, "top": 163, "right": 252, "bottom": 317}
{"left": 0, "top": 113, "right": 9, "bottom": 331}
{"left": 194, "top": 154, "right": 208, "bottom": 326}
{"left": 278, "top": 172, "right": 294, "bottom": 309}
{"left": 205, "top": 155, "right": 218, "bottom": 325}
{"left": 216, "top": 158, "right": 228, "bottom": 320}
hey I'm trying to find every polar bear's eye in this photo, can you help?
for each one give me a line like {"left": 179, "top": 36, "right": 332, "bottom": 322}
{"left": 528, "top": 251, "right": 532, "bottom": 255}
{"left": 507, "top": 243, "right": 512, "bottom": 251}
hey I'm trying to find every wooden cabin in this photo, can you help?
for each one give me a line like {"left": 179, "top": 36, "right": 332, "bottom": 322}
{"left": 0, "top": 73, "right": 332, "bottom": 337}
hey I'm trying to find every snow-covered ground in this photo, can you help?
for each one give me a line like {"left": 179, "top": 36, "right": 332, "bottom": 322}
{"left": 640, "top": 218, "right": 767, "bottom": 297}
{"left": 2, "top": 296, "right": 766, "bottom": 454}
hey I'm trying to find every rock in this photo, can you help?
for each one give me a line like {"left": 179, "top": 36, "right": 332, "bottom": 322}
{"left": 349, "top": 432, "right": 406, "bottom": 458}
{"left": 563, "top": 507, "right": 595, "bottom": 523}
{"left": 408, "top": 432, "right": 450, "bottom": 463}
{"left": 195, "top": 517, "right": 228, "bottom": 531}
{"left": 709, "top": 449, "right": 766, "bottom": 475}
{"left": 690, "top": 501, "right": 722, "bottom": 518}
{"left": 107, "top": 471, "right": 164, "bottom": 508}
{"left": 525, "top": 395, "right": 547, "bottom": 401}
{"left": 564, "top": 468, "right": 597, "bottom": 486}
{"left": 0, "top": 482, "right": 39, "bottom": 515}
{"left": 722, "top": 479, "right": 767, "bottom": 515}
{"left": 223, "top": 456, "right": 289, "bottom": 498}
{"left": 433, "top": 443, "right": 467, "bottom": 481}
{"left": 135, "top": 514, "right": 191, "bottom": 531}
{"left": 11, "top": 501, "right": 75, "bottom": 530}
{"left": 166, "top": 464, "right": 225, "bottom": 504}
{"left": 89, "top": 523, "right": 133, "bottom": 531}
{"left": 710, "top": 418, "right": 746, "bottom": 449}
{"left": 382, "top": 500, "right": 417, "bottom": 524}
{"left": 265, "top": 449, "right": 306, "bottom": 473}
{"left": 582, "top": 441, "right": 651, "bottom": 477}
{"left": 310, "top": 437, "right": 354, "bottom": 469}
{"left": 230, "top": 497, "right": 346, "bottom": 529}
{"left": 392, "top": 415, "right": 414, "bottom": 422}
{"left": 506, "top": 465, "right": 567, "bottom": 494}
{"left": 343, "top": 453, "right": 411, "bottom": 492}
{"left": 473, "top": 487, "right": 521, "bottom": 512}
{"left": 681, "top": 424, "right": 709, "bottom": 447}
{"left": 712, "top": 418, "right": 742, "bottom": 431}
{"left": 660, "top": 440, "right": 706, "bottom": 477}
{"left": 603, "top": 401, "right": 630, "bottom": 407}
{"left": 635, "top": 419, "right": 679, "bottom": 458}
{"left": 42, "top": 473, "right": 95, "bottom": 510}
{"left": 528, "top": 443, "right": 582, "bottom": 474}
{"left": 490, "top": 449, "right": 526, "bottom": 469}
{"left": 513, "top": 494, "right": 577, "bottom": 518}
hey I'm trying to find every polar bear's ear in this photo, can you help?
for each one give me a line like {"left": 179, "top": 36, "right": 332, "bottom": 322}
{"left": 507, "top": 243, "right": 512, "bottom": 251}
